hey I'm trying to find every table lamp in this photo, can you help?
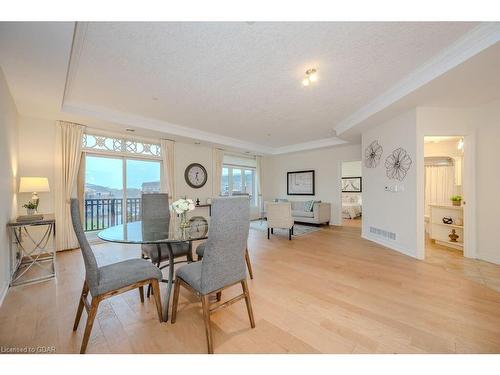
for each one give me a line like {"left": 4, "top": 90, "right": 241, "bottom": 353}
{"left": 19, "top": 177, "right": 50, "bottom": 213}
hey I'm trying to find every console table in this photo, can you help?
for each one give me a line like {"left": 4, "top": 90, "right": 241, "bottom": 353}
{"left": 7, "top": 214, "right": 56, "bottom": 286}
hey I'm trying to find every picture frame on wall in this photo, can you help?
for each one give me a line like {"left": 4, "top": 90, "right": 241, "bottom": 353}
{"left": 287, "top": 170, "right": 315, "bottom": 195}
{"left": 342, "top": 177, "right": 362, "bottom": 193}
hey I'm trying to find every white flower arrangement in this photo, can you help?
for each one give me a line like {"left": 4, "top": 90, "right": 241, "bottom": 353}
{"left": 171, "top": 198, "right": 196, "bottom": 214}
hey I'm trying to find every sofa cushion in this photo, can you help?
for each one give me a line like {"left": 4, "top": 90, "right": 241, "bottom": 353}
{"left": 291, "top": 201, "right": 306, "bottom": 211}
{"left": 292, "top": 210, "right": 314, "bottom": 218}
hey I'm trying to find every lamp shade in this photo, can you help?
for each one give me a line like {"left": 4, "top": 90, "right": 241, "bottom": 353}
{"left": 19, "top": 177, "right": 50, "bottom": 193}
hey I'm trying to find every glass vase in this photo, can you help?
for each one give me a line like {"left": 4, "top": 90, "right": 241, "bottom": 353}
{"left": 180, "top": 211, "right": 190, "bottom": 230}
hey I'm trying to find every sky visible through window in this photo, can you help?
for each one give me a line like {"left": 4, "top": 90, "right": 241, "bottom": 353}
{"left": 85, "top": 156, "right": 160, "bottom": 190}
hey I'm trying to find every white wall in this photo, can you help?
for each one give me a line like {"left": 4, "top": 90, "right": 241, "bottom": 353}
{"left": 0, "top": 68, "right": 18, "bottom": 304}
{"left": 17, "top": 116, "right": 55, "bottom": 214}
{"left": 341, "top": 160, "right": 362, "bottom": 178}
{"left": 262, "top": 144, "right": 361, "bottom": 225}
{"left": 361, "top": 110, "right": 418, "bottom": 258}
{"left": 475, "top": 100, "right": 500, "bottom": 264}
{"left": 416, "top": 101, "right": 500, "bottom": 264}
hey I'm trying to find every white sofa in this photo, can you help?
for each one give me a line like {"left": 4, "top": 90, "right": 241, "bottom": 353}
{"left": 268, "top": 200, "right": 331, "bottom": 225}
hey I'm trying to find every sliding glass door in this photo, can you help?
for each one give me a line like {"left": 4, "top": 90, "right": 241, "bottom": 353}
{"left": 125, "top": 159, "right": 161, "bottom": 223}
{"left": 84, "top": 154, "right": 161, "bottom": 232}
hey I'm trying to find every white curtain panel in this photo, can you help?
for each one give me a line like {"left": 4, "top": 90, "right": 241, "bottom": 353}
{"left": 255, "top": 155, "right": 263, "bottom": 215}
{"left": 212, "top": 148, "right": 224, "bottom": 197}
{"left": 55, "top": 121, "right": 85, "bottom": 250}
{"left": 160, "top": 139, "right": 176, "bottom": 201}
{"left": 424, "top": 165, "right": 455, "bottom": 216}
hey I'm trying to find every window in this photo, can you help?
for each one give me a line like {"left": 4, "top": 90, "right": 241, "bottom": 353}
{"left": 83, "top": 133, "right": 161, "bottom": 158}
{"left": 221, "top": 165, "right": 256, "bottom": 206}
{"left": 82, "top": 132, "right": 162, "bottom": 233}
{"left": 84, "top": 154, "right": 161, "bottom": 231}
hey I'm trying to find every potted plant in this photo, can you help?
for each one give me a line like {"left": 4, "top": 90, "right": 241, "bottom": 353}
{"left": 23, "top": 201, "right": 37, "bottom": 215}
{"left": 451, "top": 195, "right": 462, "bottom": 207}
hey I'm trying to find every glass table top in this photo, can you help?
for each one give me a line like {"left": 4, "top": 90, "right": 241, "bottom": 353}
{"left": 98, "top": 216, "right": 209, "bottom": 244}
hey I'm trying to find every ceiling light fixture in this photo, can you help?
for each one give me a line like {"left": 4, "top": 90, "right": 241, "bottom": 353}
{"left": 125, "top": 128, "right": 135, "bottom": 132}
{"left": 302, "top": 68, "right": 318, "bottom": 87}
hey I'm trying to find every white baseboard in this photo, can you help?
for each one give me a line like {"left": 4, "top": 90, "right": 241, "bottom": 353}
{"left": 362, "top": 233, "right": 419, "bottom": 259}
{"left": 477, "top": 253, "right": 500, "bottom": 266}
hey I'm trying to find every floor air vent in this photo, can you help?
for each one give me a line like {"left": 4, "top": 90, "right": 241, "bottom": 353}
{"left": 369, "top": 226, "right": 396, "bottom": 241}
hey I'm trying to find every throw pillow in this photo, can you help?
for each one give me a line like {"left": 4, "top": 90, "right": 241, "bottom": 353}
{"left": 304, "top": 200, "right": 315, "bottom": 212}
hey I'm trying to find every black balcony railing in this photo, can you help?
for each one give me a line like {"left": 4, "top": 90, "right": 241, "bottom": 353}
{"left": 84, "top": 198, "right": 142, "bottom": 232}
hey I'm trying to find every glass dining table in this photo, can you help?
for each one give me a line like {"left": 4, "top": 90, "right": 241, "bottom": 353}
{"left": 97, "top": 215, "right": 209, "bottom": 321}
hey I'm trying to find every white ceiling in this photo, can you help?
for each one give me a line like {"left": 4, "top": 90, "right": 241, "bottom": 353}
{"left": 1, "top": 21, "right": 499, "bottom": 154}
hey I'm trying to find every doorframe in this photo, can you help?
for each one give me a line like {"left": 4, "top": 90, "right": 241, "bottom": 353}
{"left": 417, "top": 134, "right": 477, "bottom": 259}
{"left": 338, "top": 159, "right": 363, "bottom": 227}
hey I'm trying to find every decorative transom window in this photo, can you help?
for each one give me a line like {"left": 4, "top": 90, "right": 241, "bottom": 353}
{"left": 82, "top": 133, "right": 161, "bottom": 158}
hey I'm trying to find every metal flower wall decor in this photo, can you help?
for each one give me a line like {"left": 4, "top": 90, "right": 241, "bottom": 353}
{"left": 364, "top": 140, "right": 383, "bottom": 168}
{"left": 385, "top": 147, "right": 412, "bottom": 181}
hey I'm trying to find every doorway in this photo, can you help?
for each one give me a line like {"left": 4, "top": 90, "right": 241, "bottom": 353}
{"left": 83, "top": 153, "right": 161, "bottom": 242}
{"left": 340, "top": 160, "right": 362, "bottom": 228}
{"left": 423, "top": 136, "right": 465, "bottom": 259}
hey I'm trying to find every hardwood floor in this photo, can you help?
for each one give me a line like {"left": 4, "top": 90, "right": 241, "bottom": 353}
{"left": 342, "top": 217, "right": 362, "bottom": 228}
{"left": 1, "top": 225, "right": 500, "bottom": 353}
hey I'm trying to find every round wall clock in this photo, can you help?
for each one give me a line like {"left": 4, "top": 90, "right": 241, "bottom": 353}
{"left": 184, "top": 163, "right": 208, "bottom": 188}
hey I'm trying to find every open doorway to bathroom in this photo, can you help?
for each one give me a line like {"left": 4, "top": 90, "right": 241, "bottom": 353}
{"left": 424, "top": 136, "right": 465, "bottom": 260}
{"left": 341, "top": 160, "right": 362, "bottom": 228}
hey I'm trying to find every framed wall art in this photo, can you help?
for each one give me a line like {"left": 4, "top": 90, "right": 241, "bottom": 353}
{"left": 342, "top": 177, "right": 362, "bottom": 193}
{"left": 287, "top": 170, "right": 315, "bottom": 195}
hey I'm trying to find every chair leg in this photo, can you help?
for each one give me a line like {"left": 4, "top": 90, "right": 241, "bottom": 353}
{"left": 241, "top": 279, "right": 256, "bottom": 328}
{"left": 80, "top": 296, "right": 100, "bottom": 354}
{"left": 139, "top": 286, "right": 144, "bottom": 303}
{"left": 171, "top": 278, "right": 181, "bottom": 324}
{"left": 151, "top": 279, "right": 163, "bottom": 323}
{"left": 291, "top": 225, "right": 294, "bottom": 235}
{"left": 245, "top": 248, "right": 254, "bottom": 280}
{"left": 216, "top": 292, "right": 222, "bottom": 301}
{"left": 289, "top": 228, "right": 292, "bottom": 240}
{"left": 267, "top": 228, "right": 270, "bottom": 239}
{"left": 147, "top": 284, "right": 152, "bottom": 298}
{"left": 271, "top": 228, "right": 274, "bottom": 234}
{"left": 201, "top": 294, "right": 214, "bottom": 354}
{"left": 73, "top": 281, "right": 89, "bottom": 331}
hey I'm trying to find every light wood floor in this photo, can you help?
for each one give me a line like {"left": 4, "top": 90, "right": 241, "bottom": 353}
{"left": 1, "top": 225, "right": 500, "bottom": 354}
{"left": 342, "top": 217, "right": 362, "bottom": 228}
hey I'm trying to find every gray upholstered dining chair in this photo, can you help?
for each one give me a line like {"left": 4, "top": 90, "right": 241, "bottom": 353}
{"left": 196, "top": 242, "right": 254, "bottom": 280}
{"left": 70, "top": 199, "right": 163, "bottom": 354}
{"left": 171, "top": 197, "right": 255, "bottom": 354}
{"left": 141, "top": 193, "right": 193, "bottom": 297}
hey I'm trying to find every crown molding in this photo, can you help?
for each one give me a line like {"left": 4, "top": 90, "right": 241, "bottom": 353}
{"left": 62, "top": 101, "right": 275, "bottom": 154}
{"left": 334, "top": 22, "right": 500, "bottom": 135}
{"left": 63, "top": 101, "right": 351, "bottom": 155}
{"left": 271, "top": 137, "right": 348, "bottom": 155}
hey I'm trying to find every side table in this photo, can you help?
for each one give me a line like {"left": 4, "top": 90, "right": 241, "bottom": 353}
{"left": 7, "top": 214, "right": 56, "bottom": 286}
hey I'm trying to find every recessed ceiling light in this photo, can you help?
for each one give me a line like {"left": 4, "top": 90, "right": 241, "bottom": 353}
{"left": 125, "top": 128, "right": 135, "bottom": 132}
{"left": 245, "top": 151, "right": 250, "bottom": 154}
{"left": 194, "top": 141, "right": 201, "bottom": 145}
{"left": 302, "top": 68, "right": 318, "bottom": 86}
{"left": 152, "top": 97, "right": 159, "bottom": 101}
